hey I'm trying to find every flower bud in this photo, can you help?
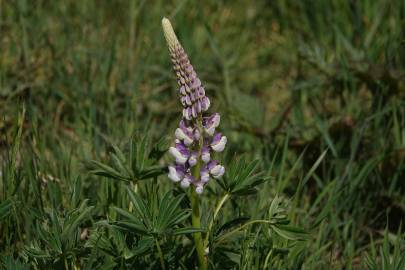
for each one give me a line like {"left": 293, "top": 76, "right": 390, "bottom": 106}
{"left": 163, "top": 18, "right": 227, "bottom": 194}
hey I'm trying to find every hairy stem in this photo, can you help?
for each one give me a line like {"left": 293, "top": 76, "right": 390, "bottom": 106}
{"left": 190, "top": 115, "right": 207, "bottom": 270}
{"left": 190, "top": 188, "right": 206, "bottom": 270}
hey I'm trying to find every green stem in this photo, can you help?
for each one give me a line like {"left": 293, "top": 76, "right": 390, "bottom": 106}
{"left": 190, "top": 188, "right": 207, "bottom": 270}
{"left": 155, "top": 237, "right": 166, "bottom": 270}
{"left": 190, "top": 115, "right": 207, "bottom": 270}
{"left": 64, "top": 256, "right": 69, "bottom": 270}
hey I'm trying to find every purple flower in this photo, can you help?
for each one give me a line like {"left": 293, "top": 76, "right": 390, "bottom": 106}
{"left": 188, "top": 152, "right": 198, "bottom": 167}
{"left": 181, "top": 174, "right": 194, "bottom": 188}
{"left": 211, "top": 133, "right": 227, "bottom": 152}
{"left": 201, "top": 146, "right": 211, "bottom": 163}
{"left": 175, "top": 120, "right": 194, "bottom": 145}
{"left": 203, "top": 113, "right": 220, "bottom": 136}
{"left": 168, "top": 164, "right": 185, "bottom": 182}
{"left": 193, "top": 128, "right": 201, "bottom": 141}
{"left": 195, "top": 184, "right": 204, "bottom": 195}
{"left": 163, "top": 18, "right": 226, "bottom": 194}
{"left": 169, "top": 143, "right": 189, "bottom": 164}
{"left": 180, "top": 178, "right": 191, "bottom": 188}
{"left": 162, "top": 18, "right": 210, "bottom": 121}
{"left": 200, "top": 167, "right": 210, "bottom": 183}
{"left": 207, "top": 160, "right": 225, "bottom": 179}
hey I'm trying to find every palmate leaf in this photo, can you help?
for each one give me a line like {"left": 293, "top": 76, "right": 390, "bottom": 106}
{"left": 86, "top": 135, "right": 167, "bottom": 183}
{"left": 218, "top": 157, "right": 269, "bottom": 196}
{"left": 87, "top": 160, "right": 131, "bottom": 182}
{"left": 23, "top": 200, "right": 94, "bottom": 263}
{"left": 127, "top": 187, "right": 153, "bottom": 229}
{"left": 110, "top": 188, "right": 192, "bottom": 237}
{"left": 61, "top": 200, "right": 94, "bottom": 240}
{"left": 86, "top": 228, "right": 155, "bottom": 264}
{"left": 0, "top": 255, "right": 30, "bottom": 270}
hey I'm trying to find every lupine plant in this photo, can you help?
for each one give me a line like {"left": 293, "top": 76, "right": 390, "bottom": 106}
{"left": 160, "top": 18, "right": 307, "bottom": 269}
{"left": 80, "top": 18, "right": 305, "bottom": 270}
{"left": 162, "top": 17, "right": 227, "bottom": 269}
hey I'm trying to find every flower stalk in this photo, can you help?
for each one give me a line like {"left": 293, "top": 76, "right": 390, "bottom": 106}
{"left": 162, "top": 17, "right": 227, "bottom": 270}
{"left": 190, "top": 115, "right": 207, "bottom": 270}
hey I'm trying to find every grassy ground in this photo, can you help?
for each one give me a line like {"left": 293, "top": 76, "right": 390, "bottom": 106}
{"left": 1, "top": 0, "right": 404, "bottom": 269}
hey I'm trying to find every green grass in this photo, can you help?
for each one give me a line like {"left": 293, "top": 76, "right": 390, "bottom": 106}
{"left": 1, "top": 0, "right": 404, "bottom": 269}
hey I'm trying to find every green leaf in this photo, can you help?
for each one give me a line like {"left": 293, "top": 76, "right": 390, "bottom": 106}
{"left": 173, "top": 227, "right": 205, "bottom": 235}
{"left": 221, "top": 157, "right": 269, "bottom": 196}
{"left": 110, "top": 221, "right": 149, "bottom": 235}
{"left": 0, "top": 199, "right": 13, "bottom": 220}
{"left": 272, "top": 225, "right": 308, "bottom": 241}
{"left": 216, "top": 216, "right": 251, "bottom": 235}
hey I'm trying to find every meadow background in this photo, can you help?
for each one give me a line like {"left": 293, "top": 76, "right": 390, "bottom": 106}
{"left": 1, "top": 0, "right": 404, "bottom": 269}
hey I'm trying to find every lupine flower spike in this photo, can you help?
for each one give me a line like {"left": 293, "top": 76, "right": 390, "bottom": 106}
{"left": 163, "top": 17, "right": 226, "bottom": 195}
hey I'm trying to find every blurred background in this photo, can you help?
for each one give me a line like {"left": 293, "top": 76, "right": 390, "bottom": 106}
{"left": 1, "top": 0, "right": 404, "bottom": 268}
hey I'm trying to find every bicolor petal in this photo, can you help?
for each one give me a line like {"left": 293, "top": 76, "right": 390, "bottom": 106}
{"left": 195, "top": 184, "right": 204, "bottom": 194}
{"left": 201, "top": 96, "right": 210, "bottom": 111}
{"left": 168, "top": 165, "right": 184, "bottom": 182}
{"left": 169, "top": 144, "right": 189, "bottom": 164}
{"left": 180, "top": 178, "right": 190, "bottom": 188}
{"left": 200, "top": 167, "right": 210, "bottom": 183}
{"left": 175, "top": 128, "right": 193, "bottom": 146}
{"left": 201, "top": 146, "right": 211, "bottom": 163}
{"left": 210, "top": 164, "right": 225, "bottom": 179}
{"left": 188, "top": 152, "right": 198, "bottom": 167}
{"left": 211, "top": 133, "right": 227, "bottom": 152}
{"left": 203, "top": 113, "right": 220, "bottom": 136}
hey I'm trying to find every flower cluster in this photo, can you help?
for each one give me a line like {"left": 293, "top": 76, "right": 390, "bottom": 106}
{"left": 163, "top": 18, "right": 227, "bottom": 194}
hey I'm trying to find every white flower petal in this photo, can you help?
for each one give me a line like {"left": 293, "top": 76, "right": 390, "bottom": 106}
{"left": 175, "top": 128, "right": 193, "bottom": 145}
{"left": 210, "top": 165, "right": 221, "bottom": 175}
{"left": 168, "top": 166, "right": 181, "bottom": 182}
{"left": 188, "top": 155, "right": 197, "bottom": 166}
{"left": 183, "top": 136, "right": 193, "bottom": 146}
{"left": 175, "top": 128, "right": 187, "bottom": 140}
{"left": 180, "top": 179, "right": 190, "bottom": 188}
{"left": 205, "top": 126, "right": 215, "bottom": 136}
{"left": 211, "top": 136, "right": 227, "bottom": 152}
{"left": 201, "top": 173, "right": 210, "bottom": 183}
{"left": 195, "top": 185, "right": 204, "bottom": 194}
{"left": 169, "top": 147, "right": 188, "bottom": 164}
{"left": 212, "top": 114, "right": 220, "bottom": 127}
{"left": 211, "top": 165, "right": 225, "bottom": 178}
{"left": 202, "top": 152, "right": 210, "bottom": 163}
